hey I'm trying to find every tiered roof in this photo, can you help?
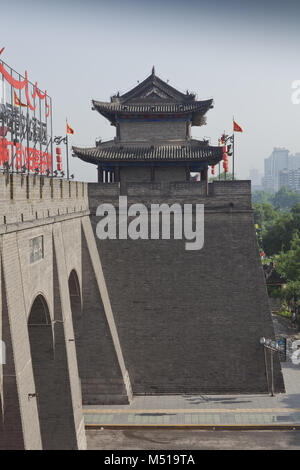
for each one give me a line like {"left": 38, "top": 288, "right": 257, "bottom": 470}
{"left": 92, "top": 68, "right": 213, "bottom": 126}
{"left": 73, "top": 69, "right": 221, "bottom": 166}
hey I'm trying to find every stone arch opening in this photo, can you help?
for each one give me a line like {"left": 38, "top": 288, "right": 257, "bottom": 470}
{"left": 28, "top": 294, "right": 54, "bottom": 449}
{"left": 69, "top": 269, "right": 81, "bottom": 301}
{"left": 28, "top": 294, "right": 78, "bottom": 449}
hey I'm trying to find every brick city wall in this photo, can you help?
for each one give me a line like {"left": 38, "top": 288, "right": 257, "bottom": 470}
{"left": 0, "top": 173, "right": 131, "bottom": 450}
{"left": 0, "top": 172, "right": 286, "bottom": 448}
{"left": 88, "top": 179, "right": 285, "bottom": 395}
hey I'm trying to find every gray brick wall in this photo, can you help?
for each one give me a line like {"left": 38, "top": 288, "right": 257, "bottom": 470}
{"left": 0, "top": 173, "right": 89, "bottom": 449}
{"left": 119, "top": 121, "right": 187, "bottom": 142}
{"left": 80, "top": 217, "right": 132, "bottom": 404}
{"left": 88, "top": 179, "right": 285, "bottom": 395}
{"left": 0, "top": 172, "right": 132, "bottom": 448}
{"left": 0, "top": 171, "right": 286, "bottom": 449}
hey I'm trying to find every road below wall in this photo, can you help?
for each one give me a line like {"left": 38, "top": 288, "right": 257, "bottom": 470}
{"left": 86, "top": 429, "right": 300, "bottom": 450}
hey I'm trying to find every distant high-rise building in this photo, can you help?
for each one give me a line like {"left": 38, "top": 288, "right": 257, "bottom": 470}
{"left": 288, "top": 153, "right": 300, "bottom": 171}
{"left": 279, "top": 168, "right": 300, "bottom": 193}
{"left": 263, "top": 147, "right": 290, "bottom": 192}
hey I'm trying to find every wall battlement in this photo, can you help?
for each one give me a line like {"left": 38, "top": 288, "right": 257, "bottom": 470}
{"left": 0, "top": 173, "right": 89, "bottom": 226}
{"left": 88, "top": 180, "right": 252, "bottom": 210}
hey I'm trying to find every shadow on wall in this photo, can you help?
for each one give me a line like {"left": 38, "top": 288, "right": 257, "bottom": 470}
{"left": 69, "top": 270, "right": 83, "bottom": 377}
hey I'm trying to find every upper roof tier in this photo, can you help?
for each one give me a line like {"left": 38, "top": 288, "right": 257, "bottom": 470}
{"left": 92, "top": 68, "right": 213, "bottom": 127}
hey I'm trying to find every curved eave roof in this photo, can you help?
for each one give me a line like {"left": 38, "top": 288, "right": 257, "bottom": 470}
{"left": 72, "top": 143, "right": 222, "bottom": 165}
{"left": 92, "top": 99, "right": 213, "bottom": 126}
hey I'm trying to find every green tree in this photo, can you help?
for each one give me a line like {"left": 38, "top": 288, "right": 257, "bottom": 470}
{"left": 253, "top": 202, "right": 278, "bottom": 231}
{"left": 291, "top": 202, "right": 300, "bottom": 216}
{"left": 280, "top": 281, "right": 300, "bottom": 308}
{"left": 252, "top": 188, "right": 300, "bottom": 211}
{"left": 272, "top": 186, "right": 300, "bottom": 211}
{"left": 262, "top": 212, "right": 294, "bottom": 255}
{"left": 275, "top": 233, "right": 300, "bottom": 281}
{"left": 290, "top": 203, "right": 300, "bottom": 234}
{"left": 252, "top": 191, "right": 272, "bottom": 205}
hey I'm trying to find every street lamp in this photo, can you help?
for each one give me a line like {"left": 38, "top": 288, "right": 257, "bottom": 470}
{"left": 260, "top": 336, "right": 284, "bottom": 397}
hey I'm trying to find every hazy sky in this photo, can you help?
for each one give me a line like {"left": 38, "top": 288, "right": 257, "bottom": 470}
{"left": 1, "top": 0, "right": 300, "bottom": 181}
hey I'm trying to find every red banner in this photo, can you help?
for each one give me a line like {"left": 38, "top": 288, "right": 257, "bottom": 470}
{"left": 0, "top": 47, "right": 50, "bottom": 115}
{"left": 0, "top": 61, "right": 27, "bottom": 90}
{"left": 0, "top": 138, "right": 51, "bottom": 173}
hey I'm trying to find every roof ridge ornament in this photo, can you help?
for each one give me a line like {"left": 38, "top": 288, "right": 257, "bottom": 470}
{"left": 152, "top": 65, "right": 155, "bottom": 76}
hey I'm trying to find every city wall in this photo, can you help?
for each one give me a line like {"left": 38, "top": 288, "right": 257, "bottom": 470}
{"left": 0, "top": 172, "right": 131, "bottom": 450}
{"left": 0, "top": 174, "right": 285, "bottom": 448}
{"left": 88, "top": 179, "right": 285, "bottom": 395}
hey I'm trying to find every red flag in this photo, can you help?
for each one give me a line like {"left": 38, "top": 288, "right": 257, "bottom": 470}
{"left": 14, "top": 90, "right": 27, "bottom": 107}
{"left": 66, "top": 122, "right": 74, "bottom": 135}
{"left": 233, "top": 120, "right": 243, "bottom": 132}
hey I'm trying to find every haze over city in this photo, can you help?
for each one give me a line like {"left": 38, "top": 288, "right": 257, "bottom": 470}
{"left": 1, "top": 0, "right": 300, "bottom": 181}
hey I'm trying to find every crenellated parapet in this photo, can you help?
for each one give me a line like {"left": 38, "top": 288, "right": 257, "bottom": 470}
{"left": 87, "top": 179, "right": 252, "bottom": 211}
{"left": 0, "top": 173, "right": 89, "bottom": 226}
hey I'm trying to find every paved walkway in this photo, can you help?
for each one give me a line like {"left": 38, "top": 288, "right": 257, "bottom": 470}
{"left": 83, "top": 360, "right": 300, "bottom": 427}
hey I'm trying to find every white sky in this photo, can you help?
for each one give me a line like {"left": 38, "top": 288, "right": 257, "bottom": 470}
{"left": 1, "top": 0, "right": 300, "bottom": 181}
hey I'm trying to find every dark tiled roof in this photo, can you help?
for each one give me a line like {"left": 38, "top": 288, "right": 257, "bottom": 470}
{"left": 92, "top": 99, "right": 213, "bottom": 115}
{"left": 92, "top": 71, "right": 213, "bottom": 126}
{"left": 72, "top": 143, "right": 223, "bottom": 164}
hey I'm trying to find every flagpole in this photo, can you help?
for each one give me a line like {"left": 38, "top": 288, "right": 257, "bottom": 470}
{"left": 1, "top": 74, "right": 5, "bottom": 159}
{"left": 232, "top": 116, "right": 235, "bottom": 181}
{"left": 232, "top": 132, "right": 235, "bottom": 181}
{"left": 224, "top": 130, "right": 226, "bottom": 181}
{"left": 218, "top": 139, "right": 221, "bottom": 181}
{"left": 66, "top": 117, "right": 69, "bottom": 180}
{"left": 10, "top": 67, "right": 15, "bottom": 172}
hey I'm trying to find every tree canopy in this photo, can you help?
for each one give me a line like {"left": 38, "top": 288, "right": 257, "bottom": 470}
{"left": 253, "top": 188, "right": 300, "bottom": 309}
{"left": 275, "top": 233, "right": 300, "bottom": 282}
{"left": 252, "top": 187, "right": 300, "bottom": 211}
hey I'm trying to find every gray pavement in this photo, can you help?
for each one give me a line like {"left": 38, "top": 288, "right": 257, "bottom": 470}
{"left": 84, "top": 317, "right": 300, "bottom": 449}
{"left": 84, "top": 361, "right": 300, "bottom": 427}
{"left": 84, "top": 317, "right": 300, "bottom": 428}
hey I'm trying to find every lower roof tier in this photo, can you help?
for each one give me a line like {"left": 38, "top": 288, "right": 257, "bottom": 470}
{"left": 72, "top": 142, "right": 223, "bottom": 166}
